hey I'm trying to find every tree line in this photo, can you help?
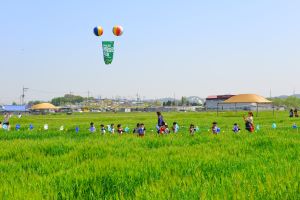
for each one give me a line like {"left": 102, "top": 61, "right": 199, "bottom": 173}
{"left": 269, "top": 96, "right": 300, "bottom": 108}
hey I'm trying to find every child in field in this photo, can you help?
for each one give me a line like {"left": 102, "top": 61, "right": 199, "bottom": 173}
{"left": 0, "top": 121, "right": 2, "bottom": 129}
{"left": 100, "top": 124, "right": 106, "bottom": 134}
{"left": 189, "top": 124, "right": 196, "bottom": 135}
{"left": 232, "top": 123, "right": 240, "bottom": 133}
{"left": 159, "top": 122, "right": 166, "bottom": 134}
{"left": 172, "top": 122, "right": 179, "bottom": 133}
{"left": 117, "top": 124, "right": 123, "bottom": 134}
{"left": 89, "top": 122, "right": 96, "bottom": 133}
{"left": 2, "top": 113, "right": 10, "bottom": 130}
{"left": 124, "top": 126, "right": 130, "bottom": 133}
{"left": 211, "top": 122, "right": 220, "bottom": 134}
{"left": 289, "top": 109, "right": 294, "bottom": 117}
{"left": 109, "top": 124, "right": 115, "bottom": 134}
{"left": 133, "top": 123, "right": 140, "bottom": 134}
{"left": 294, "top": 108, "right": 299, "bottom": 117}
{"left": 138, "top": 123, "right": 145, "bottom": 137}
{"left": 164, "top": 124, "right": 170, "bottom": 134}
{"left": 141, "top": 123, "right": 146, "bottom": 134}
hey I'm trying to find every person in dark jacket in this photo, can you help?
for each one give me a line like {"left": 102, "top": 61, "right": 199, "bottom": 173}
{"left": 157, "top": 112, "right": 165, "bottom": 133}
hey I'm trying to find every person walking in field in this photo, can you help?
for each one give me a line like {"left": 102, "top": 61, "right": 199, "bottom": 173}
{"left": 164, "top": 124, "right": 170, "bottom": 134}
{"left": 189, "top": 124, "right": 196, "bottom": 135}
{"left": 157, "top": 112, "right": 165, "bottom": 133}
{"left": 100, "top": 124, "right": 106, "bottom": 134}
{"left": 108, "top": 124, "right": 115, "bottom": 134}
{"left": 172, "top": 122, "right": 179, "bottom": 133}
{"left": 289, "top": 109, "right": 294, "bottom": 117}
{"left": 133, "top": 123, "right": 140, "bottom": 134}
{"left": 159, "top": 122, "right": 166, "bottom": 134}
{"left": 117, "top": 124, "right": 123, "bottom": 134}
{"left": 89, "top": 122, "right": 96, "bottom": 133}
{"left": 244, "top": 112, "right": 254, "bottom": 132}
{"left": 232, "top": 123, "right": 241, "bottom": 133}
{"left": 294, "top": 108, "right": 299, "bottom": 117}
{"left": 211, "top": 122, "right": 220, "bottom": 134}
{"left": 138, "top": 123, "right": 146, "bottom": 137}
{"left": 2, "top": 113, "right": 10, "bottom": 130}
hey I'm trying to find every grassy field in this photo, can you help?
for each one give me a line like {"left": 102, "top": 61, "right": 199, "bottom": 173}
{"left": 0, "top": 111, "right": 299, "bottom": 199}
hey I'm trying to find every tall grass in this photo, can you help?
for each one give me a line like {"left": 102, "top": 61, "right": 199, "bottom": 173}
{"left": 0, "top": 111, "right": 299, "bottom": 199}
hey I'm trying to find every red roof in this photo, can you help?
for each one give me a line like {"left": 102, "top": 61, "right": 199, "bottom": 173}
{"left": 206, "top": 95, "right": 218, "bottom": 99}
{"left": 206, "top": 95, "right": 235, "bottom": 100}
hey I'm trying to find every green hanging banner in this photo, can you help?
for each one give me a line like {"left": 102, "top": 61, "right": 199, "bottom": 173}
{"left": 102, "top": 41, "right": 114, "bottom": 65}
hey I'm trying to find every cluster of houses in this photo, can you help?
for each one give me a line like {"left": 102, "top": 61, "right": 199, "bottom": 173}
{"left": 0, "top": 94, "right": 274, "bottom": 114}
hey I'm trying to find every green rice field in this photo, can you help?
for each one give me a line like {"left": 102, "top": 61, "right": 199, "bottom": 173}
{"left": 0, "top": 111, "right": 299, "bottom": 199}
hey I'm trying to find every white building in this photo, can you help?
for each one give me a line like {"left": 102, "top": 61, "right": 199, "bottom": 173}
{"left": 205, "top": 95, "right": 235, "bottom": 110}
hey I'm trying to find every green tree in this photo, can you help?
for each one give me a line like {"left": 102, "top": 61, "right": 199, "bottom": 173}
{"left": 270, "top": 96, "right": 300, "bottom": 108}
{"left": 28, "top": 100, "right": 43, "bottom": 106}
{"left": 51, "top": 94, "right": 85, "bottom": 106}
{"left": 180, "top": 96, "right": 190, "bottom": 106}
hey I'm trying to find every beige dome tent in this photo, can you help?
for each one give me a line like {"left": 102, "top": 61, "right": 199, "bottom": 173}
{"left": 224, "top": 94, "right": 271, "bottom": 104}
{"left": 31, "top": 103, "right": 58, "bottom": 110}
{"left": 217, "top": 94, "right": 272, "bottom": 116}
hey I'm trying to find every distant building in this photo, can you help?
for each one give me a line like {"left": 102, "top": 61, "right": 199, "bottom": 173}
{"left": 205, "top": 94, "right": 273, "bottom": 111}
{"left": 119, "top": 108, "right": 131, "bottom": 112}
{"left": 1, "top": 105, "right": 28, "bottom": 113}
{"left": 205, "top": 95, "right": 235, "bottom": 110}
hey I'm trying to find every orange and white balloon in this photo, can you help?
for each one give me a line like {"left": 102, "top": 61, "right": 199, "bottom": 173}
{"left": 112, "top": 25, "right": 123, "bottom": 36}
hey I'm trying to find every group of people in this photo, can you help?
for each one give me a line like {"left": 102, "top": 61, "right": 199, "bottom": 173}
{"left": 289, "top": 108, "right": 299, "bottom": 118}
{"left": 156, "top": 112, "right": 180, "bottom": 134}
{"left": 2, "top": 111, "right": 286, "bottom": 135}
{"left": 157, "top": 111, "right": 252, "bottom": 135}
{"left": 88, "top": 122, "right": 146, "bottom": 136}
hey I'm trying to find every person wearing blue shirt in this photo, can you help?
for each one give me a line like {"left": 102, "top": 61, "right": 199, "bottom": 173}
{"left": 232, "top": 123, "right": 240, "bottom": 133}
{"left": 89, "top": 122, "right": 96, "bottom": 133}
{"left": 138, "top": 123, "right": 145, "bottom": 137}
{"left": 212, "top": 122, "right": 220, "bottom": 134}
{"left": 172, "top": 122, "right": 179, "bottom": 133}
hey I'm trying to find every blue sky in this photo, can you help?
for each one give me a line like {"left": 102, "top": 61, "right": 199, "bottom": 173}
{"left": 0, "top": 0, "right": 299, "bottom": 103}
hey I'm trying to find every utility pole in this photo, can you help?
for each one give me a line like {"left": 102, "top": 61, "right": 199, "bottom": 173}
{"left": 136, "top": 93, "right": 139, "bottom": 111}
{"left": 173, "top": 92, "right": 176, "bottom": 107}
{"left": 21, "top": 86, "right": 29, "bottom": 105}
{"left": 293, "top": 88, "right": 296, "bottom": 96}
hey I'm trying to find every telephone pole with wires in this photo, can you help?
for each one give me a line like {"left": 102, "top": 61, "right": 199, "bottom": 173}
{"left": 21, "top": 86, "right": 29, "bottom": 105}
